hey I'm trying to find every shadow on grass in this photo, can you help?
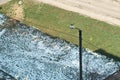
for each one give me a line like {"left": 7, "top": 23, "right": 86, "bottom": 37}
{"left": 0, "top": 7, "right": 2, "bottom": 9}
{"left": 94, "top": 48, "right": 120, "bottom": 61}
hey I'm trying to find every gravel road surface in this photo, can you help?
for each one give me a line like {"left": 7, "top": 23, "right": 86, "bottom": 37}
{"left": 37, "top": 0, "right": 120, "bottom": 26}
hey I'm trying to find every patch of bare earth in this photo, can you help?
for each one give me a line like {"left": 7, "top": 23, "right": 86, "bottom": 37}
{"left": 7, "top": 3, "right": 24, "bottom": 21}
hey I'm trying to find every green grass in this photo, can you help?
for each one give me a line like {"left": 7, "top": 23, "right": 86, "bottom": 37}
{"left": 0, "top": 0, "right": 120, "bottom": 58}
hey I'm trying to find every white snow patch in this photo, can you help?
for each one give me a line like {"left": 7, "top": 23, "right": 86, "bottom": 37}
{"left": 72, "top": 60, "right": 79, "bottom": 67}
{"left": 0, "top": 29, "right": 6, "bottom": 37}
{"left": 0, "top": 14, "right": 120, "bottom": 80}
{"left": 0, "top": 14, "right": 6, "bottom": 26}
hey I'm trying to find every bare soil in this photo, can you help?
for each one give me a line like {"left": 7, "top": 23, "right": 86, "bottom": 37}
{"left": 0, "top": 0, "right": 24, "bottom": 21}
{"left": 11, "top": 3, "right": 24, "bottom": 21}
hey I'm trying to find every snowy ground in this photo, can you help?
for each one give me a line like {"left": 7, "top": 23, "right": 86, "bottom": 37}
{"left": 0, "top": 70, "right": 16, "bottom": 80}
{"left": 0, "top": 14, "right": 120, "bottom": 80}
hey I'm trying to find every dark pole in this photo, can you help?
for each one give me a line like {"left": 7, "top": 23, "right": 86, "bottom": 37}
{"left": 79, "top": 30, "right": 82, "bottom": 80}
{"left": 69, "top": 24, "right": 82, "bottom": 80}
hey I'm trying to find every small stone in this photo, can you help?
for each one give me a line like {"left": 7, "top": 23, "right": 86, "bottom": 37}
{"left": 18, "top": 1, "right": 23, "bottom": 5}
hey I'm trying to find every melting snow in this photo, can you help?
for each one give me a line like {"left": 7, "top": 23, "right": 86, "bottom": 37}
{"left": 0, "top": 14, "right": 120, "bottom": 80}
{"left": 0, "top": 29, "right": 6, "bottom": 37}
{"left": 0, "top": 14, "right": 6, "bottom": 26}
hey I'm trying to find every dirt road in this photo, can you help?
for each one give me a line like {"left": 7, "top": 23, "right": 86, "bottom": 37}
{"left": 37, "top": 0, "right": 120, "bottom": 26}
{"left": 0, "top": 0, "right": 10, "bottom": 5}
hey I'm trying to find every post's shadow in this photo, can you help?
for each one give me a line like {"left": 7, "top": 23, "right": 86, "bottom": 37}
{"left": 94, "top": 48, "right": 120, "bottom": 61}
